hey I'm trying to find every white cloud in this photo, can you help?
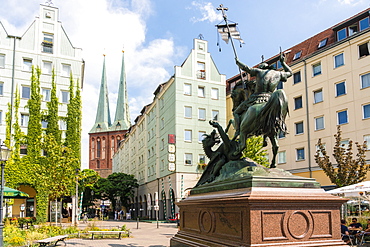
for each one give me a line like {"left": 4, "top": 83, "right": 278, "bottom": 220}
{"left": 190, "top": 1, "right": 223, "bottom": 23}
{"left": 0, "top": 0, "right": 177, "bottom": 169}
{"left": 337, "top": 0, "right": 363, "bottom": 4}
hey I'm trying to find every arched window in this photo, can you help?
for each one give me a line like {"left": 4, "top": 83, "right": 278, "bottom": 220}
{"left": 117, "top": 136, "right": 121, "bottom": 149}
{"left": 102, "top": 138, "right": 106, "bottom": 159}
{"left": 91, "top": 138, "right": 95, "bottom": 160}
{"left": 97, "top": 138, "right": 101, "bottom": 158}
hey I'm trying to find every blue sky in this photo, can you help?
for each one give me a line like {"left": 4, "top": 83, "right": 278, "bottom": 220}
{"left": 0, "top": 0, "right": 369, "bottom": 168}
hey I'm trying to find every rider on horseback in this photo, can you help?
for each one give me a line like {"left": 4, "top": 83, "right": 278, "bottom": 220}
{"left": 232, "top": 53, "right": 292, "bottom": 141}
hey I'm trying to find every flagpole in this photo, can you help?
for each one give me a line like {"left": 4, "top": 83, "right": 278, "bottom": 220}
{"left": 216, "top": 4, "right": 245, "bottom": 81}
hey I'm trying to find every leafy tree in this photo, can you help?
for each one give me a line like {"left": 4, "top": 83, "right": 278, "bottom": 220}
{"left": 45, "top": 70, "right": 61, "bottom": 144}
{"left": 27, "top": 67, "right": 42, "bottom": 160}
{"left": 242, "top": 136, "right": 269, "bottom": 167}
{"left": 94, "top": 173, "right": 138, "bottom": 210}
{"left": 65, "top": 75, "right": 82, "bottom": 163}
{"left": 315, "top": 126, "right": 368, "bottom": 187}
{"left": 79, "top": 169, "right": 100, "bottom": 209}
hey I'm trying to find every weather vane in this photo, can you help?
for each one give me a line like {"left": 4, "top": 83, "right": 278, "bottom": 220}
{"left": 45, "top": 0, "right": 53, "bottom": 6}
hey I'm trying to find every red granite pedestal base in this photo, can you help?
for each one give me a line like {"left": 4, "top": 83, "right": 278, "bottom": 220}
{"left": 171, "top": 184, "right": 347, "bottom": 247}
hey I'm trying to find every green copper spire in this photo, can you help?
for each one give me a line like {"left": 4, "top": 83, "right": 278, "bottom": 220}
{"left": 112, "top": 50, "right": 131, "bottom": 130}
{"left": 89, "top": 55, "right": 111, "bottom": 133}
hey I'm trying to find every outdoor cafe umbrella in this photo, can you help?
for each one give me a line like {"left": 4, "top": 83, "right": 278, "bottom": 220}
{"left": 2, "top": 186, "right": 29, "bottom": 199}
{"left": 327, "top": 181, "right": 370, "bottom": 198}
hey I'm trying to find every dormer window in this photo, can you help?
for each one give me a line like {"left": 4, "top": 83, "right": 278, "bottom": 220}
{"left": 337, "top": 28, "right": 347, "bottom": 41}
{"left": 293, "top": 51, "right": 302, "bottom": 60}
{"left": 349, "top": 24, "right": 358, "bottom": 36}
{"left": 360, "top": 17, "right": 370, "bottom": 31}
{"left": 318, "top": 38, "right": 328, "bottom": 49}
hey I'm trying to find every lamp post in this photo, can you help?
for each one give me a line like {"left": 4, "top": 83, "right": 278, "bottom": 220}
{"left": 0, "top": 141, "right": 11, "bottom": 246}
{"left": 74, "top": 168, "right": 80, "bottom": 227}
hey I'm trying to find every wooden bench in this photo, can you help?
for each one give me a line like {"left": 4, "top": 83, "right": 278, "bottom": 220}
{"left": 88, "top": 230, "right": 128, "bottom": 240}
{"left": 35, "top": 235, "right": 68, "bottom": 246}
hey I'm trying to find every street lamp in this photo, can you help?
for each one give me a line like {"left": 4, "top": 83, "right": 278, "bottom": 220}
{"left": 0, "top": 141, "right": 11, "bottom": 246}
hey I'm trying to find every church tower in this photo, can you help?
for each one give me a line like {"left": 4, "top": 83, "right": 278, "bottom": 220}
{"left": 89, "top": 52, "right": 130, "bottom": 178}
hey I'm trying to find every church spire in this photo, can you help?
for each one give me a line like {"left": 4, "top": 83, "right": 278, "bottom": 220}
{"left": 112, "top": 50, "right": 131, "bottom": 130}
{"left": 89, "top": 55, "right": 111, "bottom": 133}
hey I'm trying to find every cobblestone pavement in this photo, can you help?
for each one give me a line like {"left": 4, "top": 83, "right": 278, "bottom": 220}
{"left": 64, "top": 220, "right": 178, "bottom": 247}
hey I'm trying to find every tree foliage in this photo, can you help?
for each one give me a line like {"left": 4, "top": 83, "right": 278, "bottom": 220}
{"left": 4, "top": 66, "right": 83, "bottom": 222}
{"left": 94, "top": 173, "right": 138, "bottom": 210}
{"left": 315, "top": 126, "right": 368, "bottom": 187}
{"left": 242, "top": 136, "right": 269, "bottom": 167}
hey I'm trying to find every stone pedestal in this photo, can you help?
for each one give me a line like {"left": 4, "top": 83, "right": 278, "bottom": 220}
{"left": 171, "top": 174, "right": 347, "bottom": 247}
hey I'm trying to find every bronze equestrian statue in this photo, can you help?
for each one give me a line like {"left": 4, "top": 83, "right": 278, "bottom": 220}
{"left": 196, "top": 52, "right": 292, "bottom": 186}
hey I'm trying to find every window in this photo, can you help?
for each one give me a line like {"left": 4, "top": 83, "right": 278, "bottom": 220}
{"left": 198, "top": 108, "right": 206, "bottom": 120}
{"left": 199, "top": 154, "right": 206, "bottom": 164}
{"left": 277, "top": 60, "right": 282, "bottom": 69}
{"left": 278, "top": 131, "right": 285, "bottom": 139}
{"left": 184, "top": 106, "right": 192, "bottom": 118}
{"left": 318, "top": 38, "right": 328, "bottom": 48}
{"left": 362, "top": 73, "right": 370, "bottom": 89}
{"left": 360, "top": 17, "right": 370, "bottom": 31}
{"left": 296, "top": 148, "right": 305, "bottom": 161}
{"left": 184, "top": 83, "right": 191, "bottom": 95}
{"left": 364, "top": 135, "right": 370, "bottom": 150}
{"left": 294, "top": 96, "right": 303, "bottom": 110}
{"left": 43, "top": 61, "right": 52, "bottom": 74}
{"left": 185, "top": 153, "right": 193, "bottom": 165}
{"left": 336, "top": 81, "right": 346, "bottom": 97}
{"left": 59, "top": 120, "right": 67, "bottom": 130}
{"left": 212, "top": 110, "right": 219, "bottom": 121}
{"left": 42, "top": 33, "right": 53, "bottom": 53}
{"left": 337, "top": 110, "right": 348, "bottom": 125}
{"left": 277, "top": 81, "right": 283, "bottom": 89}
{"left": 316, "top": 144, "right": 326, "bottom": 158}
{"left": 334, "top": 53, "right": 344, "bottom": 68}
{"left": 184, "top": 130, "right": 192, "bottom": 142}
{"left": 41, "top": 120, "right": 48, "bottom": 129}
{"left": 314, "top": 89, "right": 323, "bottom": 103}
{"left": 211, "top": 88, "right": 219, "bottom": 100}
{"left": 42, "top": 88, "right": 51, "bottom": 101}
{"left": 359, "top": 42, "right": 369, "bottom": 58}
{"left": 61, "top": 91, "right": 69, "bottom": 103}
{"left": 313, "top": 63, "right": 321, "bottom": 76}
{"left": 0, "top": 111, "right": 2, "bottom": 125}
{"left": 21, "top": 114, "right": 29, "bottom": 127}
{"left": 293, "top": 71, "right": 301, "bottom": 84}
{"left": 315, "top": 116, "right": 325, "bottom": 130}
{"left": 23, "top": 59, "right": 32, "bottom": 72}
{"left": 198, "top": 131, "right": 206, "bottom": 142}
{"left": 363, "top": 104, "right": 370, "bottom": 119}
{"left": 278, "top": 151, "right": 286, "bottom": 164}
{"left": 197, "top": 62, "right": 205, "bottom": 79}
{"left": 198, "top": 86, "right": 205, "bottom": 97}
{"left": 293, "top": 51, "right": 302, "bottom": 60}
{"left": 349, "top": 24, "right": 358, "bottom": 36}
{"left": 22, "top": 86, "right": 30, "bottom": 99}
{"left": 0, "top": 82, "right": 3, "bottom": 96}
{"left": 337, "top": 28, "right": 347, "bottom": 41}
{"left": 0, "top": 54, "right": 4, "bottom": 68}
{"left": 295, "top": 122, "right": 304, "bottom": 135}
{"left": 62, "top": 64, "right": 71, "bottom": 77}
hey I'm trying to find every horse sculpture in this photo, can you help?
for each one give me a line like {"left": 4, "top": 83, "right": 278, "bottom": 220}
{"left": 233, "top": 88, "right": 289, "bottom": 168}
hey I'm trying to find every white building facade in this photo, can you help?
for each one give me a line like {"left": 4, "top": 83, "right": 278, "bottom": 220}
{"left": 0, "top": 4, "right": 84, "bottom": 141}
{"left": 113, "top": 38, "right": 226, "bottom": 220}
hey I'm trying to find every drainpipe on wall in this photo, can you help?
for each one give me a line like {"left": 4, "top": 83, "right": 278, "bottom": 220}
{"left": 7, "top": 35, "right": 21, "bottom": 145}
{"left": 303, "top": 59, "right": 312, "bottom": 178}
